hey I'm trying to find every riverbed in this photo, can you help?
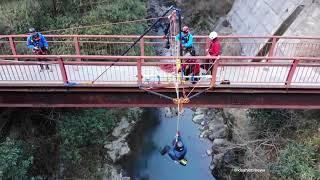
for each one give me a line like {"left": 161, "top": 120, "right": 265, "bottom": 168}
{"left": 123, "top": 108, "right": 213, "bottom": 180}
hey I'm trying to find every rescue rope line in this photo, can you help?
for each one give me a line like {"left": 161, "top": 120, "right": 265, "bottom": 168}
{"left": 89, "top": 6, "right": 174, "bottom": 84}
{"left": 171, "top": 10, "right": 183, "bottom": 138}
{"left": 186, "top": 63, "right": 215, "bottom": 98}
{"left": 42, "top": 17, "right": 168, "bottom": 34}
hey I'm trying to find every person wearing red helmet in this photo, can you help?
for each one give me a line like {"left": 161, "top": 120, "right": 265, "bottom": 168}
{"left": 175, "top": 26, "right": 194, "bottom": 55}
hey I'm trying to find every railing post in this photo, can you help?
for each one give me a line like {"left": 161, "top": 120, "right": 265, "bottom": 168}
{"left": 205, "top": 37, "right": 210, "bottom": 55}
{"left": 285, "top": 59, "right": 299, "bottom": 88}
{"left": 267, "top": 37, "right": 277, "bottom": 62}
{"left": 140, "top": 37, "right": 145, "bottom": 62}
{"left": 74, "top": 37, "right": 81, "bottom": 61}
{"left": 58, "top": 58, "right": 69, "bottom": 84}
{"left": 136, "top": 37, "right": 144, "bottom": 85}
{"left": 210, "top": 58, "right": 220, "bottom": 86}
{"left": 8, "top": 37, "right": 18, "bottom": 61}
{"left": 137, "top": 59, "right": 143, "bottom": 85}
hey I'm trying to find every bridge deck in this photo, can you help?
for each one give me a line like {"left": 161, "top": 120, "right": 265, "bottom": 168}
{"left": 0, "top": 62, "right": 319, "bottom": 88}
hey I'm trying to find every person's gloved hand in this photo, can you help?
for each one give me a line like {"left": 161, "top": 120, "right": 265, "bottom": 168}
{"left": 176, "top": 131, "right": 180, "bottom": 137}
{"left": 33, "top": 46, "right": 39, "bottom": 50}
{"left": 45, "top": 47, "right": 49, "bottom": 50}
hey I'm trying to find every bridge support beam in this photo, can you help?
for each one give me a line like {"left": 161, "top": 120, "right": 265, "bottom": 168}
{"left": 0, "top": 88, "right": 320, "bottom": 109}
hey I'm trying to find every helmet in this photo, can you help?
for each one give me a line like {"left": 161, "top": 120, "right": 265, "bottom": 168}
{"left": 209, "top": 31, "right": 218, "bottom": 40}
{"left": 182, "top": 26, "right": 189, "bottom": 33}
{"left": 29, "top": 27, "right": 36, "bottom": 34}
{"left": 175, "top": 141, "right": 184, "bottom": 151}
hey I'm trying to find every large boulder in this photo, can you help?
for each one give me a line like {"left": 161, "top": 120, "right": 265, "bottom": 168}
{"left": 214, "top": 153, "right": 225, "bottom": 162}
{"left": 208, "top": 123, "right": 225, "bottom": 132}
{"left": 193, "top": 114, "right": 205, "bottom": 123}
{"left": 213, "top": 138, "right": 225, "bottom": 146}
{"left": 195, "top": 108, "right": 207, "bottom": 115}
{"left": 200, "top": 130, "right": 211, "bottom": 138}
{"left": 104, "top": 136, "right": 131, "bottom": 163}
{"left": 112, "top": 117, "right": 130, "bottom": 137}
{"left": 210, "top": 127, "right": 227, "bottom": 139}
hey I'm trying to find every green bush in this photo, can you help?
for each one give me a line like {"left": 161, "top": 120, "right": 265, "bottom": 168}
{"left": 0, "top": 138, "right": 33, "bottom": 180}
{"left": 57, "top": 109, "right": 116, "bottom": 164}
{"left": 270, "top": 142, "right": 320, "bottom": 180}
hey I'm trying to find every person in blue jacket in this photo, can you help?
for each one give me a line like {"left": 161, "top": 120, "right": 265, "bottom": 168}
{"left": 175, "top": 26, "right": 194, "bottom": 55}
{"left": 27, "top": 27, "right": 50, "bottom": 71}
{"left": 161, "top": 131, "right": 188, "bottom": 166}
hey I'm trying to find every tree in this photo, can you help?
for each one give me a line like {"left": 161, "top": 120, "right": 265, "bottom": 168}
{"left": 57, "top": 109, "right": 116, "bottom": 164}
{"left": 270, "top": 142, "right": 320, "bottom": 180}
{"left": 0, "top": 138, "right": 33, "bottom": 180}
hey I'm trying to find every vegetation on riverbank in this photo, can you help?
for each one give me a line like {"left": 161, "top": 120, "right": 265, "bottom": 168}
{"left": 0, "top": 108, "right": 142, "bottom": 179}
{"left": 0, "top": 0, "right": 148, "bottom": 178}
{"left": 237, "top": 109, "right": 320, "bottom": 180}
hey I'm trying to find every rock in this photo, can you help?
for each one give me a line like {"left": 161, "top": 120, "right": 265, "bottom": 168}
{"left": 200, "top": 130, "right": 210, "bottom": 138}
{"left": 208, "top": 134, "right": 215, "bottom": 141}
{"left": 199, "top": 126, "right": 206, "bottom": 131}
{"left": 213, "top": 138, "right": 225, "bottom": 146}
{"left": 208, "top": 123, "right": 225, "bottom": 131}
{"left": 223, "top": 150, "right": 234, "bottom": 164}
{"left": 211, "top": 116, "right": 224, "bottom": 124}
{"left": 103, "top": 164, "right": 121, "bottom": 180}
{"left": 210, "top": 127, "right": 227, "bottom": 139}
{"left": 206, "top": 149, "right": 213, "bottom": 156}
{"left": 214, "top": 153, "right": 225, "bottom": 162}
{"left": 211, "top": 158, "right": 218, "bottom": 166}
{"left": 104, "top": 137, "right": 131, "bottom": 163}
{"left": 112, "top": 117, "right": 130, "bottom": 137}
{"left": 195, "top": 108, "right": 206, "bottom": 115}
{"left": 209, "top": 164, "right": 215, "bottom": 170}
{"left": 119, "top": 142, "right": 130, "bottom": 156}
{"left": 193, "top": 114, "right": 205, "bottom": 123}
{"left": 200, "top": 121, "right": 206, "bottom": 126}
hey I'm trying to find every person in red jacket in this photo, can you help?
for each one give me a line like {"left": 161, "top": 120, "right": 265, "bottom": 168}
{"left": 181, "top": 51, "right": 200, "bottom": 84}
{"left": 205, "top": 31, "right": 221, "bottom": 70}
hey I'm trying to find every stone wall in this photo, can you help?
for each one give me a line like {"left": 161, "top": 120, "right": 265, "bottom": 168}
{"left": 226, "top": 0, "right": 304, "bottom": 56}
{"left": 228, "top": 0, "right": 303, "bottom": 36}
{"left": 277, "top": 0, "right": 320, "bottom": 57}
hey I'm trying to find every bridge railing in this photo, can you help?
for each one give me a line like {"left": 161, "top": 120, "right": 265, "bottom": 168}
{"left": 1, "top": 35, "right": 320, "bottom": 58}
{"left": 0, "top": 55, "right": 320, "bottom": 89}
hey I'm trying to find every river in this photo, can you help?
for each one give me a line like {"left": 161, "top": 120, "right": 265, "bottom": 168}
{"left": 122, "top": 108, "right": 214, "bottom": 180}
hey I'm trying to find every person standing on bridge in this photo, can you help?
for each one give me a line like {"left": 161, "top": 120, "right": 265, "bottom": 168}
{"left": 175, "top": 26, "right": 195, "bottom": 55}
{"left": 27, "top": 28, "right": 50, "bottom": 72}
{"left": 205, "top": 31, "right": 221, "bottom": 71}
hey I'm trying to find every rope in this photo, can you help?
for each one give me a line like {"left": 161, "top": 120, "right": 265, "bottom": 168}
{"left": 186, "top": 63, "right": 214, "bottom": 98}
{"left": 170, "top": 10, "right": 183, "bottom": 139}
{"left": 89, "top": 7, "right": 174, "bottom": 84}
{"left": 42, "top": 16, "right": 168, "bottom": 34}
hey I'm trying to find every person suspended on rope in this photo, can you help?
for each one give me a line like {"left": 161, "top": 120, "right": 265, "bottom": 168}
{"left": 27, "top": 27, "right": 50, "bottom": 72}
{"left": 160, "top": 131, "right": 188, "bottom": 166}
{"left": 181, "top": 52, "right": 200, "bottom": 84}
{"left": 204, "top": 31, "right": 221, "bottom": 71}
{"left": 175, "top": 26, "right": 194, "bottom": 55}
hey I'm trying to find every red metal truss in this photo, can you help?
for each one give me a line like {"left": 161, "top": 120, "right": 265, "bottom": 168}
{"left": 0, "top": 35, "right": 320, "bottom": 108}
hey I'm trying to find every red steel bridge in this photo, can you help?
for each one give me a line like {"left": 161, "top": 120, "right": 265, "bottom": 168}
{"left": 1, "top": 34, "right": 320, "bottom": 108}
